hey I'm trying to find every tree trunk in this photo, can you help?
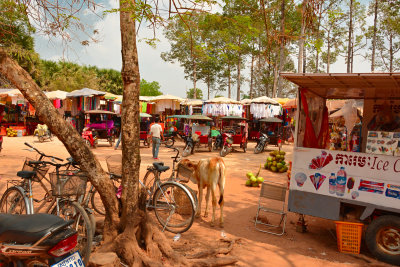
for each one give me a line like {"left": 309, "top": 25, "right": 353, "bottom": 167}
{"left": 303, "top": 44, "right": 307, "bottom": 73}
{"left": 250, "top": 52, "right": 254, "bottom": 99}
{"left": 315, "top": 15, "right": 322, "bottom": 73}
{"left": 193, "top": 61, "right": 197, "bottom": 99}
{"left": 272, "top": 58, "right": 279, "bottom": 98}
{"left": 298, "top": 0, "right": 307, "bottom": 73}
{"left": 327, "top": 32, "right": 331, "bottom": 73}
{"left": 276, "top": 0, "right": 286, "bottom": 97}
{"left": 0, "top": 48, "right": 121, "bottom": 241}
{"left": 347, "top": 0, "right": 353, "bottom": 73}
{"left": 237, "top": 39, "right": 241, "bottom": 101}
{"left": 389, "top": 34, "right": 393, "bottom": 72}
{"left": 228, "top": 63, "right": 231, "bottom": 98}
{"left": 371, "top": 0, "right": 378, "bottom": 72}
{"left": 207, "top": 73, "right": 210, "bottom": 100}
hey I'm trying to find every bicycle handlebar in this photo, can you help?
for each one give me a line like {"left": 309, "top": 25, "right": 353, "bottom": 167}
{"left": 170, "top": 147, "right": 180, "bottom": 159}
{"left": 28, "top": 159, "right": 72, "bottom": 168}
{"left": 24, "top": 142, "right": 63, "bottom": 162}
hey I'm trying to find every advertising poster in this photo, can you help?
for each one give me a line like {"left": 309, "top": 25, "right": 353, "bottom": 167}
{"left": 291, "top": 148, "right": 400, "bottom": 210}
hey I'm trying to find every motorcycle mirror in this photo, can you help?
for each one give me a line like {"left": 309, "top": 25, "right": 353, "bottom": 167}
{"left": 51, "top": 157, "right": 56, "bottom": 163}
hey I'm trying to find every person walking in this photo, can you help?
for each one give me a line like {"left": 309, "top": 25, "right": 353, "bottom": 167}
{"left": 150, "top": 117, "right": 163, "bottom": 160}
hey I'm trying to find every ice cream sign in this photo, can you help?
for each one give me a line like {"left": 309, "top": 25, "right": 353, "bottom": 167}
{"left": 291, "top": 148, "right": 400, "bottom": 210}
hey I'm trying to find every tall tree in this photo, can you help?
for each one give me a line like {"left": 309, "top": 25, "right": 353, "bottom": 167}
{"left": 371, "top": 0, "right": 379, "bottom": 72}
{"left": 140, "top": 79, "right": 162, "bottom": 96}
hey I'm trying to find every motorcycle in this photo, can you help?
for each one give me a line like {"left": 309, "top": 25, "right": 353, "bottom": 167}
{"left": 220, "top": 132, "right": 234, "bottom": 157}
{"left": 0, "top": 213, "right": 80, "bottom": 267}
{"left": 254, "top": 133, "right": 270, "bottom": 154}
{"left": 34, "top": 124, "right": 53, "bottom": 142}
{"left": 182, "top": 134, "right": 195, "bottom": 157}
{"left": 82, "top": 127, "right": 98, "bottom": 148}
{"left": 213, "top": 134, "right": 223, "bottom": 151}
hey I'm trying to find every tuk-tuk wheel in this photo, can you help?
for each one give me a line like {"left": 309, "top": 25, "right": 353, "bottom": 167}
{"left": 84, "top": 139, "right": 92, "bottom": 148}
{"left": 243, "top": 142, "right": 247, "bottom": 153}
{"left": 208, "top": 143, "right": 212, "bottom": 152}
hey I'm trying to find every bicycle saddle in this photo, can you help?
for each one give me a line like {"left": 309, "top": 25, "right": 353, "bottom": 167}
{"left": 0, "top": 214, "right": 72, "bottom": 244}
{"left": 17, "top": 171, "right": 36, "bottom": 180}
{"left": 153, "top": 162, "right": 170, "bottom": 172}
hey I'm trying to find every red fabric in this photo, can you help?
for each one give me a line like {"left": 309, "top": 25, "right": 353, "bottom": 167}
{"left": 300, "top": 89, "right": 329, "bottom": 149}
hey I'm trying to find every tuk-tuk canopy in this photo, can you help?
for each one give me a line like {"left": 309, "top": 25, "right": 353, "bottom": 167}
{"left": 281, "top": 73, "right": 400, "bottom": 99}
{"left": 167, "top": 115, "right": 190, "bottom": 119}
{"left": 85, "top": 110, "right": 116, "bottom": 115}
{"left": 220, "top": 116, "right": 247, "bottom": 120}
{"left": 187, "top": 115, "right": 212, "bottom": 121}
{"left": 140, "top": 113, "right": 152, "bottom": 118}
{"left": 259, "top": 117, "right": 283, "bottom": 123}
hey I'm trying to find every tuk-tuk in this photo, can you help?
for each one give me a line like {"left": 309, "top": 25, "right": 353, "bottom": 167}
{"left": 82, "top": 110, "right": 117, "bottom": 148}
{"left": 259, "top": 117, "right": 283, "bottom": 146}
{"left": 218, "top": 116, "right": 248, "bottom": 157}
{"left": 140, "top": 113, "right": 152, "bottom": 147}
{"left": 283, "top": 73, "right": 400, "bottom": 265}
{"left": 182, "top": 115, "right": 213, "bottom": 157}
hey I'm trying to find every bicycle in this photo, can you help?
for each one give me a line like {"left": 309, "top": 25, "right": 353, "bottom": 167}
{"left": 91, "top": 152, "right": 197, "bottom": 233}
{"left": 0, "top": 143, "right": 93, "bottom": 265}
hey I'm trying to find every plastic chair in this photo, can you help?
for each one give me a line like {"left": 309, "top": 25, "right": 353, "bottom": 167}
{"left": 254, "top": 181, "right": 287, "bottom": 236}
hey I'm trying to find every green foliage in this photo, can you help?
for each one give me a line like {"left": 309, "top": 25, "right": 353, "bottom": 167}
{"left": 186, "top": 88, "right": 203, "bottom": 99}
{"left": 140, "top": 79, "right": 162, "bottom": 96}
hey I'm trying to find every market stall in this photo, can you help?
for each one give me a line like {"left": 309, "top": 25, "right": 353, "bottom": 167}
{"left": 282, "top": 73, "right": 400, "bottom": 265}
{"left": 151, "top": 95, "right": 183, "bottom": 120}
{"left": 0, "top": 89, "right": 35, "bottom": 136}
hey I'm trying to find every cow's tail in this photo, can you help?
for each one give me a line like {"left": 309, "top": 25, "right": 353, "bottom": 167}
{"left": 218, "top": 160, "right": 225, "bottom": 205}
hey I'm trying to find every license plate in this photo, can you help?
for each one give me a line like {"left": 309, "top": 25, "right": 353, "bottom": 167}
{"left": 51, "top": 252, "right": 84, "bottom": 267}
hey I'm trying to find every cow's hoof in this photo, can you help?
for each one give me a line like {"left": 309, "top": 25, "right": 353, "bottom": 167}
{"left": 203, "top": 213, "right": 208, "bottom": 218}
{"left": 220, "top": 223, "right": 224, "bottom": 228}
{"left": 195, "top": 213, "right": 201, "bottom": 218}
{"left": 210, "top": 222, "right": 215, "bottom": 227}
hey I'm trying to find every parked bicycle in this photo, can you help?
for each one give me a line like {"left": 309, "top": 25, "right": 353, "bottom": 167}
{"left": 91, "top": 151, "right": 197, "bottom": 233}
{"left": 0, "top": 143, "right": 93, "bottom": 265}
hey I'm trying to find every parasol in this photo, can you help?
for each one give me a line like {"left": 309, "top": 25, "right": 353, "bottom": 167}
{"left": 205, "top": 97, "right": 239, "bottom": 104}
{"left": 251, "top": 96, "right": 280, "bottom": 105}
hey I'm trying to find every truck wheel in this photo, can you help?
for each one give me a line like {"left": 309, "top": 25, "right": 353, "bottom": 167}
{"left": 365, "top": 215, "right": 400, "bottom": 265}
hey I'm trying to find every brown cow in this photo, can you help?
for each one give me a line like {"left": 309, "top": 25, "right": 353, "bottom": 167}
{"left": 178, "top": 157, "right": 226, "bottom": 227}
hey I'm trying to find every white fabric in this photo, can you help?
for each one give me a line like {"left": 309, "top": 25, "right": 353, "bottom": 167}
{"left": 250, "top": 104, "right": 282, "bottom": 119}
{"left": 202, "top": 104, "right": 243, "bottom": 117}
{"left": 150, "top": 123, "right": 163, "bottom": 138}
{"left": 114, "top": 104, "right": 121, "bottom": 114}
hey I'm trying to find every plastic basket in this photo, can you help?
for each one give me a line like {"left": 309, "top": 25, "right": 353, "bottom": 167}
{"left": 335, "top": 221, "right": 363, "bottom": 254}
{"left": 106, "top": 155, "right": 122, "bottom": 176}
{"left": 22, "top": 158, "right": 49, "bottom": 182}
{"left": 49, "top": 170, "right": 88, "bottom": 197}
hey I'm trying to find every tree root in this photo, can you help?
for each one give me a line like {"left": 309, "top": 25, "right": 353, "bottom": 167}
{"left": 186, "top": 238, "right": 239, "bottom": 259}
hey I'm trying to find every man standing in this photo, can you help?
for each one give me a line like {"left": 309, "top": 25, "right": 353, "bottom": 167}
{"left": 150, "top": 117, "right": 163, "bottom": 160}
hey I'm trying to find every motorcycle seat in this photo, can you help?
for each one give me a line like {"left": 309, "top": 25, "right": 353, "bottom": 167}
{"left": 17, "top": 171, "right": 36, "bottom": 180}
{"left": 0, "top": 214, "right": 72, "bottom": 244}
{"left": 153, "top": 162, "right": 170, "bottom": 172}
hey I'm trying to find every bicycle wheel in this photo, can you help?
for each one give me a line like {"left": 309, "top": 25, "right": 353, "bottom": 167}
{"left": 143, "top": 170, "right": 157, "bottom": 197}
{"left": 0, "top": 187, "right": 28, "bottom": 214}
{"left": 153, "top": 182, "right": 195, "bottom": 233}
{"left": 164, "top": 138, "right": 174, "bottom": 148}
{"left": 180, "top": 184, "right": 198, "bottom": 213}
{"left": 52, "top": 200, "right": 93, "bottom": 266}
{"left": 91, "top": 189, "right": 105, "bottom": 216}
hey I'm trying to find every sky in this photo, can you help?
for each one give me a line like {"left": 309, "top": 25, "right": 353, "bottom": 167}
{"left": 34, "top": 0, "right": 374, "bottom": 99}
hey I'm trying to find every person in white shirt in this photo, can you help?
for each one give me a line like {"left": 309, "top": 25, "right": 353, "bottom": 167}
{"left": 150, "top": 117, "right": 163, "bottom": 159}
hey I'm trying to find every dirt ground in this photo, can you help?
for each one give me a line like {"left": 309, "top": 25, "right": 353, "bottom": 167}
{"left": 0, "top": 136, "right": 393, "bottom": 267}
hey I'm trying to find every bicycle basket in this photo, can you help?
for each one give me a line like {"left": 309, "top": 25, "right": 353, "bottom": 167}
{"left": 106, "top": 155, "right": 122, "bottom": 176}
{"left": 49, "top": 170, "right": 88, "bottom": 197}
{"left": 176, "top": 164, "right": 193, "bottom": 183}
{"left": 23, "top": 157, "right": 49, "bottom": 182}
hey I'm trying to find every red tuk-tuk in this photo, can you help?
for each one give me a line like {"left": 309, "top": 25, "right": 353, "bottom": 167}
{"left": 182, "top": 115, "right": 213, "bottom": 157}
{"left": 140, "top": 113, "right": 152, "bottom": 147}
{"left": 218, "top": 116, "right": 248, "bottom": 157}
{"left": 82, "top": 110, "right": 117, "bottom": 148}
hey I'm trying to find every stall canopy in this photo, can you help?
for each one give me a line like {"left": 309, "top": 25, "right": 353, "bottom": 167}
{"left": 181, "top": 99, "right": 203, "bottom": 106}
{"left": 45, "top": 90, "right": 67, "bottom": 100}
{"left": 283, "top": 99, "right": 297, "bottom": 109}
{"left": 0, "top": 89, "right": 22, "bottom": 97}
{"left": 152, "top": 95, "right": 183, "bottom": 102}
{"left": 140, "top": 96, "right": 155, "bottom": 102}
{"left": 85, "top": 110, "right": 116, "bottom": 115}
{"left": 205, "top": 97, "right": 240, "bottom": 104}
{"left": 240, "top": 98, "right": 252, "bottom": 105}
{"left": 104, "top": 92, "right": 119, "bottom": 100}
{"left": 66, "top": 88, "right": 106, "bottom": 97}
{"left": 259, "top": 117, "right": 283, "bottom": 123}
{"left": 281, "top": 73, "right": 400, "bottom": 99}
{"left": 221, "top": 116, "right": 247, "bottom": 120}
{"left": 251, "top": 96, "right": 280, "bottom": 105}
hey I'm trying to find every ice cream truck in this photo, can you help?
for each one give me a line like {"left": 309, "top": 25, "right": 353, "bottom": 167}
{"left": 282, "top": 73, "right": 400, "bottom": 265}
